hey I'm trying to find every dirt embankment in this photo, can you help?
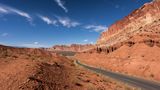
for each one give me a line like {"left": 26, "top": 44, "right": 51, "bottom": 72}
{"left": 76, "top": 38, "right": 160, "bottom": 81}
{"left": 0, "top": 45, "right": 134, "bottom": 90}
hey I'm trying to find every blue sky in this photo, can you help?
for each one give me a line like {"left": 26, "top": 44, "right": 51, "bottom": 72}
{"left": 0, "top": 0, "right": 151, "bottom": 48}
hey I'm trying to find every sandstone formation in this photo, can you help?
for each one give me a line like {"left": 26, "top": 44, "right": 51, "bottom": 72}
{"left": 48, "top": 44, "right": 95, "bottom": 52}
{"left": 97, "top": 1, "right": 160, "bottom": 46}
{"left": 76, "top": 0, "right": 160, "bottom": 81}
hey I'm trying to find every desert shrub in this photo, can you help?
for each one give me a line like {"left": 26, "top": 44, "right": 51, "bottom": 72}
{"left": 144, "top": 39, "right": 154, "bottom": 47}
{"left": 96, "top": 47, "right": 102, "bottom": 53}
{"left": 75, "top": 82, "right": 83, "bottom": 87}
{"left": 12, "top": 55, "right": 18, "bottom": 59}
{"left": 150, "top": 74, "right": 154, "bottom": 78}
{"left": 156, "top": 41, "right": 160, "bottom": 47}
{"left": 139, "top": 26, "right": 143, "bottom": 29}
{"left": 127, "top": 41, "right": 135, "bottom": 47}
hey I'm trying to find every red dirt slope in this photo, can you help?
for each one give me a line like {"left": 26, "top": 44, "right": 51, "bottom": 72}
{"left": 0, "top": 45, "right": 133, "bottom": 90}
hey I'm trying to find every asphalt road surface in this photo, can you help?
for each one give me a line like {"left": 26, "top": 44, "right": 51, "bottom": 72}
{"left": 76, "top": 60, "right": 160, "bottom": 90}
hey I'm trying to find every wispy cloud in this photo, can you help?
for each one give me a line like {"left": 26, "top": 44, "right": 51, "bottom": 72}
{"left": 33, "top": 42, "right": 39, "bottom": 45}
{"left": 83, "top": 39, "right": 88, "bottom": 42}
{"left": 38, "top": 15, "right": 80, "bottom": 28}
{"left": 58, "top": 17, "right": 80, "bottom": 28}
{"left": 82, "top": 39, "right": 94, "bottom": 44}
{"left": 1, "top": 33, "right": 8, "bottom": 37}
{"left": 54, "top": 0, "right": 68, "bottom": 13}
{"left": 85, "top": 25, "right": 107, "bottom": 32}
{"left": 0, "top": 3, "right": 32, "bottom": 21}
{"left": 21, "top": 42, "right": 46, "bottom": 48}
{"left": 38, "top": 15, "right": 57, "bottom": 25}
{"left": 90, "top": 41, "right": 94, "bottom": 44}
{"left": 0, "top": 7, "right": 8, "bottom": 13}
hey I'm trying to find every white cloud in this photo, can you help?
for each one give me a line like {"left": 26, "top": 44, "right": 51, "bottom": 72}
{"left": 85, "top": 25, "right": 107, "bottom": 32}
{"left": 1, "top": 33, "right": 8, "bottom": 37}
{"left": 0, "top": 4, "right": 32, "bottom": 21}
{"left": 40, "top": 16, "right": 52, "bottom": 24}
{"left": 38, "top": 15, "right": 80, "bottom": 28}
{"left": 54, "top": 0, "right": 68, "bottom": 13}
{"left": 82, "top": 39, "right": 95, "bottom": 44}
{"left": 58, "top": 17, "right": 80, "bottom": 28}
{"left": 11, "top": 9, "right": 31, "bottom": 20}
{"left": 0, "top": 7, "right": 8, "bottom": 13}
{"left": 83, "top": 39, "right": 88, "bottom": 42}
{"left": 34, "top": 42, "right": 39, "bottom": 45}
{"left": 21, "top": 42, "right": 46, "bottom": 48}
{"left": 90, "top": 41, "right": 94, "bottom": 44}
{"left": 38, "top": 15, "right": 57, "bottom": 25}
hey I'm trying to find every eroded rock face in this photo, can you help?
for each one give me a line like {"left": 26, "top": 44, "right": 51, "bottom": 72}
{"left": 97, "top": 1, "right": 160, "bottom": 46}
{"left": 48, "top": 44, "right": 95, "bottom": 52}
{"left": 76, "top": 1, "right": 160, "bottom": 81}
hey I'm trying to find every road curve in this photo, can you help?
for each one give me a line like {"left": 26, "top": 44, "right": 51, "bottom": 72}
{"left": 75, "top": 60, "right": 160, "bottom": 90}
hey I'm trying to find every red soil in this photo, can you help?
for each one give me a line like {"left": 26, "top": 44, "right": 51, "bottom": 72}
{"left": 0, "top": 45, "right": 129, "bottom": 90}
{"left": 76, "top": 42, "right": 160, "bottom": 81}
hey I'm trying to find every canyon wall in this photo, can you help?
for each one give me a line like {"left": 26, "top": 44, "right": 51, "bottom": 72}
{"left": 76, "top": 1, "right": 160, "bottom": 81}
{"left": 97, "top": 1, "right": 160, "bottom": 46}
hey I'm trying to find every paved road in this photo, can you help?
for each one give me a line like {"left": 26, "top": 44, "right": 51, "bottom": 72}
{"left": 75, "top": 60, "right": 160, "bottom": 90}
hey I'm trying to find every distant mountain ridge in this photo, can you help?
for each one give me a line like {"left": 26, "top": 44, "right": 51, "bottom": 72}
{"left": 48, "top": 44, "right": 95, "bottom": 52}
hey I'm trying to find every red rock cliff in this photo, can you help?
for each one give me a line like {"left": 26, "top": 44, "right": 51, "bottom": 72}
{"left": 97, "top": 1, "right": 160, "bottom": 46}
